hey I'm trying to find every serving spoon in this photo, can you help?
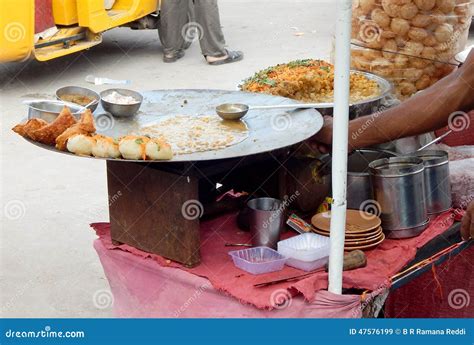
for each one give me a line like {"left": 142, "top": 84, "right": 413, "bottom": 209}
{"left": 216, "top": 102, "right": 322, "bottom": 121}
{"left": 78, "top": 99, "right": 97, "bottom": 112}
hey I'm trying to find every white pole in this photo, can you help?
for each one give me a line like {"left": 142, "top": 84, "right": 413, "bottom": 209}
{"left": 328, "top": 0, "right": 352, "bottom": 294}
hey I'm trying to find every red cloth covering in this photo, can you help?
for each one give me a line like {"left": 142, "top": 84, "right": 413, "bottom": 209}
{"left": 35, "top": 0, "right": 55, "bottom": 33}
{"left": 91, "top": 210, "right": 455, "bottom": 309}
{"left": 385, "top": 245, "right": 473, "bottom": 318}
{"left": 94, "top": 239, "right": 372, "bottom": 317}
{"left": 435, "top": 110, "right": 474, "bottom": 147}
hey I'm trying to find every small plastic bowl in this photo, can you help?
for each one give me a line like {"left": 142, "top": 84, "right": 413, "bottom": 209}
{"left": 100, "top": 88, "right": 143, "bottom": 117}
{"left": 228, "top": 246, "right": 287, "bottom": 275}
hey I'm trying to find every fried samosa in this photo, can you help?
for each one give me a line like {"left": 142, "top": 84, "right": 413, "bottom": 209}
{"left": 56, "top": 109, "right": 96, "bottom": 151}
{"left": 30, "top": 107, "right": 77, "bottom": 145}
{"left": 12, "top": 118, "right": 48, "bottom": 139}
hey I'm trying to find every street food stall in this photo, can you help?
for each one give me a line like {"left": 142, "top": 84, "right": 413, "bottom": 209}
{"left": 10, "top": 0, "right": 473, "bottom": 318}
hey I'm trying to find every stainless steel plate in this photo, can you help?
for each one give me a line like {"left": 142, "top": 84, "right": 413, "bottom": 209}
{"left": 23, "top": 89, "right": 323, "bottom": 163}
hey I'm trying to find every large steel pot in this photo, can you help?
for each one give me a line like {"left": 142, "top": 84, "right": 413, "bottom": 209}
{"left": 405, "top": 150, "right": 451, "bottom": 215}
{"left": 320, "top": 149, "right": 397, "bottom": 210}
{"left": 282, "top": 157, "right": 331, "bottom": 213}
{"left": 369, "top": 157, "right": 428, "bottom": 238}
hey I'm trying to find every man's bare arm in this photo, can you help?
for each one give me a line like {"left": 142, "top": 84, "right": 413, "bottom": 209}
{"left": 349, "top": 67, "right": 473, "bottom": 149}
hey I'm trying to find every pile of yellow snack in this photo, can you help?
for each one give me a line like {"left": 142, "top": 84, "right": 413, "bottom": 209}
{"left": 351, "top": 0, "right": 472, "bottom": 99}
{"left": 240, "top": 59, "right": 381, "bottom": 103}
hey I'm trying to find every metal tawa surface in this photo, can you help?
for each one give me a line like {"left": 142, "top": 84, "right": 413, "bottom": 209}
{"left": 24, "top": 89, "right": 323, "bottom": 163}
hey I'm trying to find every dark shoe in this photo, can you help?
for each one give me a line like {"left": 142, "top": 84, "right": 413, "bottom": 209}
{"left": 163, "top": 50, "right": 185, "bottom": 63}
{"left": 207, "top": 50, "right": 244, "bottom": 65}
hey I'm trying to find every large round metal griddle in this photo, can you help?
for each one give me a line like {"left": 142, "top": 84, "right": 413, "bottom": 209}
{"left": 24, "top": 89, "right": 323, "bottom": 162}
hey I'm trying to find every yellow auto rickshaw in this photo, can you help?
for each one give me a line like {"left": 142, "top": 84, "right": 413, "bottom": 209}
{"left": 0, "top": 0, "right": 160, "bottom": 63}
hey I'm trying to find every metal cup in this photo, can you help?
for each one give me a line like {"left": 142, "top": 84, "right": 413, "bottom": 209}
{"left": 369, "top": 157, "right": 428, "bottom": 236}
{"left": 405, "top": 150, "right": 451, "bottom": 214}
{"left": 247, "top": 198, "right": 284, "bottom": 249}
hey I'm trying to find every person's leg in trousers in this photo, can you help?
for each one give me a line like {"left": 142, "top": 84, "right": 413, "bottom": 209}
{"left": 193, "top": 0, "right": 226, "bottom": 57}
{"left": 181, "top": 0, "right": 196, "bottom": 50}
{"left": 194, "top": 0, "right": 243, "bottom": 64}
{"left": 158, "top": 0, "right": 189, "bottom": 62}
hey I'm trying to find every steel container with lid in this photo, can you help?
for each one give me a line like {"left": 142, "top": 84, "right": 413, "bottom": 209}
{"left": 405, "top": 150, "right": 451, "bottom": 215}
{"left": 345, "top": 149, "right": 397, "bottom": 210}
{"left": 369, "top": 157, "right": 428, "bottom": 238}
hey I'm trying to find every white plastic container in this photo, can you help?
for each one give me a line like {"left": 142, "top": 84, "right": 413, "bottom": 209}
{"left": 277, "top": 233, "right": 330, "bottom": 272}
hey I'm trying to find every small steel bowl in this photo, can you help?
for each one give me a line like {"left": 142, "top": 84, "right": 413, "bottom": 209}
{"left": 26, "top": 100, "right": 84, "bottom": 122}
{"left": 100, "top": 88, "right": 143, "bottom": 118}
{"left": 56, "top": 86, "right": 100, "bottom": 112}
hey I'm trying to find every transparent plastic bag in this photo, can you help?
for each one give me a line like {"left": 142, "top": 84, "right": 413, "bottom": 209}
{"left": 350, "top": 0, "right": 473, "bottom": 99}
{"left": 351, "top": 45, "right": 456, "bottom": 98}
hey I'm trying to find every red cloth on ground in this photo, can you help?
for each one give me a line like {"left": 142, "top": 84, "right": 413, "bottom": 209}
{"left": 91, "top": 210, "right": 454, "bottom": 309}
{"left": 385, "top": 245, "right": 473, "bottom": 318}
{"left": 95, "top": 239, "right": 370, "bottom": 318}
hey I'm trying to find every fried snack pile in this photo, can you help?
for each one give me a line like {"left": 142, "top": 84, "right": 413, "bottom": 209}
{"left": 12, "top": 106, "right": 173, "bottom": 161}
{"left": 240, "top": 59, "right": 381, "bottom": 103}
{"left": 56, "top": 109, "right": 96, "bottom": 150}
{"left": 13, "top": 107, "right": 77, "bottom": 145}
{"left": 351, "top": 0, "right": 472, "bottom": 98}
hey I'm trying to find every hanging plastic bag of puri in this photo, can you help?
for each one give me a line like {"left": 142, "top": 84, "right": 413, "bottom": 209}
{"left": 351, "top": 0, "right": 473, "bottom": 99}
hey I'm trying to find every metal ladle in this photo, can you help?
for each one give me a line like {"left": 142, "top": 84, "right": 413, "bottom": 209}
{"left": 416, "top": 130, "right": 453, "bottom": 151}
{"left": 216, "top": 103, "right": 321, "bottom": 121}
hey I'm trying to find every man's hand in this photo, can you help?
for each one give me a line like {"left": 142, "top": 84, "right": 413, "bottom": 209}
{"left": 308, "top": 115, "right": 333, "bottom": 153}
{"left": 461, "top": 201, "right": 474, "bottom": 241}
